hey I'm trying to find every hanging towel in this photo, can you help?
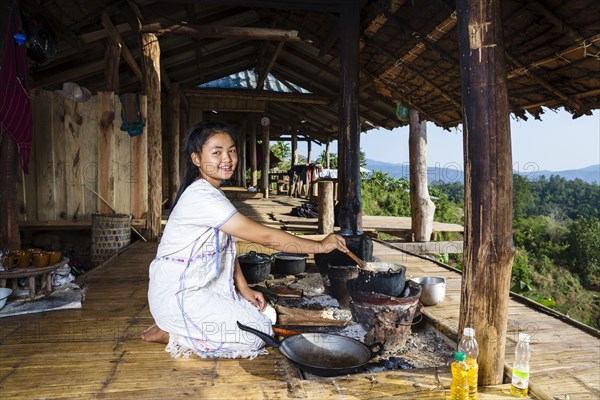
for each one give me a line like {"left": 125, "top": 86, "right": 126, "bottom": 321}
{"left": 0, "top": 9, "right": 32, "bottom": 173}
{"left": 119, "top": 93, "right": 145, "bottom": 137}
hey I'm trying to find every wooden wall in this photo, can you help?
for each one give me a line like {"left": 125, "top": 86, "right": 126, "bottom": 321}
{"left": 17, "top": 90, "right": 148, "bottom": 225}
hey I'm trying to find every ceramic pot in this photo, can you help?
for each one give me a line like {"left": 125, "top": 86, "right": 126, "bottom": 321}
{"left": 271, "top": 252, "right": 307, "bottom": 275}
{"left": 354, "top": 262, "right": 407, "bottom": 297}
{"left": 237, "top": 251, "right": 272, "bottom": 283}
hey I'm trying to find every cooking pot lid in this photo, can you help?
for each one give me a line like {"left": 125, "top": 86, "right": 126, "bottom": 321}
{"left": 273, "top": 252, "right": 307, "bottom": 260}
{"left": 364, "top": 261, "right": 405, "bottom": 273}
{"left": 238, "top": 251, "right": 271, "bottom": 263}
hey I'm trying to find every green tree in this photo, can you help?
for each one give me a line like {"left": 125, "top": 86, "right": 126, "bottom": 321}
{"left": 565, "top": 217, "right": 600, "bottom": 288}
{"left": 316, "top": 150, "right": 366, "bottom": 169}
{"left": 513, "top": 174, "right": 533, "bottom": 219}
{"left": 270, "top": 141, "right": 291, "bottom": 171}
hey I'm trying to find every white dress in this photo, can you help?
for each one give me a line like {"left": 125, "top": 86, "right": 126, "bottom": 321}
{"left": 148, "top": 179, "right": 273, "bottom": 358}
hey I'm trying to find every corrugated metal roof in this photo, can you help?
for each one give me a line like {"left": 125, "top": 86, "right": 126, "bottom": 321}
{"left": 197, "top": 70, "right": 311, "bottom": 94}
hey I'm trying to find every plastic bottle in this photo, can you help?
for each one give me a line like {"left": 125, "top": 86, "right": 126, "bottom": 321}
{"left": 458, "top": 327, "right": 479, "bottom": 399}
{"left": 450, "top": 351, "right": 469, "bottom": 400}
{"left": 511, "top": 333, "right": 531, "bottom": 398}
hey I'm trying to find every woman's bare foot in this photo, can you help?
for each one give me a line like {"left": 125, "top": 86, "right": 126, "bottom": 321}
{"left": 141, "top": 324, "right": 169, "bottom": 344}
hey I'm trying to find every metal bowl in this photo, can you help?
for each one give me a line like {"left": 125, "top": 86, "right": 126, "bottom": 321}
{"left": 0, "top": 288, "right": 13, "bottom": 310}
{"left": 410, "top": 277, "right": 446, "bottom": 305}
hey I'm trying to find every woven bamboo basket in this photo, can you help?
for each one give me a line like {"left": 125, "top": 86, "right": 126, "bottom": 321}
{"left": 91, "top": 213, "right": 132, "bottom": 265}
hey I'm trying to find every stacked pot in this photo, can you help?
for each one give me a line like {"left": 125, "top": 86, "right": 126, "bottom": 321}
{"left": 326, "top": 262, "right": 422, "bottom": 352}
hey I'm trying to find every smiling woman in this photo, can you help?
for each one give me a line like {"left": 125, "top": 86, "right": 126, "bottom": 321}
{"left": 141, "top": 121, "right": 351, "bottom": 359}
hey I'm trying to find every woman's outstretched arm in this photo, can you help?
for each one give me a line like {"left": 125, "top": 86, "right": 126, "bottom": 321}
{"left": 220, "top": 212, "right": 349, "bottom": 254}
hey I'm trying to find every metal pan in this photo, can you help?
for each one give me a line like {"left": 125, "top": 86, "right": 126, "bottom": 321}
{"left": 237, "top": 322, "right": 383, "bottom": 377}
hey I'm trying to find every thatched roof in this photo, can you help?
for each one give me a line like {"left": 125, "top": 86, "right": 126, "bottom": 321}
{"left": 13, "top": 0, "right": 600, "bottom": 142}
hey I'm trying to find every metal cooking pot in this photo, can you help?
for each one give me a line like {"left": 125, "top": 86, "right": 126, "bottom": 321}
{"left": 353, "top": 262, "right": 407, "bottom": 297}
{"left": 237, "top": 322, "right": 382, "bottom": 376}
{"left": 271, "top": 252, "right": 307, "bottom": 275}
{"left": 410, "top": 276, "right": 446, "bottom": 305}
{"left": 237, "top": 251, "right": 271, "bottom": 283}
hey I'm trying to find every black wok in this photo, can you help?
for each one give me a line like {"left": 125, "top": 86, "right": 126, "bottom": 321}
{"left": 237, "top": 322, "right": 382, "bottom": 377}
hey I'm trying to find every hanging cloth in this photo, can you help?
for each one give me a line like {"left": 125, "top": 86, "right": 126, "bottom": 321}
{"left": 119, "top": 93, "right": 145, "bottom": 137}
{"left": 0, "top": 8, "right": 32, "bottom": 173}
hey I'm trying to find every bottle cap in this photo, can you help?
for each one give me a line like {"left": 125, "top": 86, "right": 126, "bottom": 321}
{"left": 463, "top": 327, "right": 475, "bottom": 337}
{"left": 454, "top": 351, "right": 466, "bottom": 361}
{"left": 518, "top": 333, "right": 530, "bottom": 343}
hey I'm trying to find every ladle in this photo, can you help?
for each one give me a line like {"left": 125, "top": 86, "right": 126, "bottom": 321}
{"left": 345, "top": 250, "right": 373, "bottom": 271}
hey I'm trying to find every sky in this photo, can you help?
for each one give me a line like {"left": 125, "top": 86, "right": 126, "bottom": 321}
{"left": 297, "top": 108, "right": 599, "bottom": 172}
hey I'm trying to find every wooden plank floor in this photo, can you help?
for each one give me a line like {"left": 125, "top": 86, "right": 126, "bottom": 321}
{"left": 0, "top": 241, "right": 533, "bottom": 399}
{"left": 1, "top": 195, "right": 595, "bottom": 399}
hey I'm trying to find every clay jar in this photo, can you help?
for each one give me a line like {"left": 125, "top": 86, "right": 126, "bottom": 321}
{"left": 13, "top": 251, "right": 31, "bottom": 268}
{"left": 32, "top": 252, "right": 50, "bottom": 267}
{"left": 48, "top": 251, "right": 62, "bottom": 265}
{"left": 5, "top": 254, "right": 19, "bottom": 270}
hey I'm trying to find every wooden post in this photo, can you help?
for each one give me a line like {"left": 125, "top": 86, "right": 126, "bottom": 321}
{"left": 97, "top": 92, "right": 115, "bottom": 214}
{"left": 104, "top": 40, "right": 121, "bottom": 92}
{"left": 261, "top": 123, "right": 270, "bottom": 198}
{"left": 239, "top": 123, "right": 247, "bottom": 187}
{"left": 179, "top": 97, "right": 188, "bottom": 184}
{"left": 291, "top": 132, "right": 298, "bottom": 196}
{"left": 0, "top": 132, "right": 21, "bottom": 251}
{"left": 456, "top": 0, "right": 515, "bottom": 385}
{"left": 337, "top": 0, "right": 362, "bottom": 235}
{"left": 141, "top": 32, "right": 162, "bottom": 240}
{"left": 409, "top": 109, "right": 435, "bottom": 242}
{"left": 317, "top": 181, "right": 334, "bottom": 234}
{"left": 307, "top": 140, "right": 312, "bottom": 163}
{"left": 291, "top": 132, "right": 298, "bottom": 166}
{"left": 325, "top": 139, "right": 330, "bottom": 169}
{"left": 168, "top": 83, "right": 180, "bottom": 208}
{"left": 250, "top": 117, "right": 257, "bottom": 187}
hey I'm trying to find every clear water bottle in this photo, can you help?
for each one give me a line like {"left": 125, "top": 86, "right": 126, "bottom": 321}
{"left": 450, "top": 351, "right": 469, "bottom": 400}
{"left": 458, "top": 327, "right": 479, "bottom": 399}
{"left": 511, "top": 333, "right": 531, "bottom": 398}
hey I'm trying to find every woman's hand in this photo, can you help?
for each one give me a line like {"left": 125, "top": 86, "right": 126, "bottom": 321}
{"left": 319, "top": 233, "right": 349, "bottom": 254}
{"left": 239, "top": 286, "right": 267, "bottom": 311}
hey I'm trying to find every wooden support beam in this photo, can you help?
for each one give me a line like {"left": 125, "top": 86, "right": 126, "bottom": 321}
{"left": 250, "top": 116, "right": 258, "bottom": 187}
{"left": 367, "top": 35, "right": 461, "bottom": 109}
{"left": 104, "top": 40, "right": 121, "bottom": 92}
{"left": 238, "top": 121, "right": 247, "bottom": 187}
{"left": 261, "top": 121, "right": 270, "bottom": 198}
{"left": 183, "top": 88, "right": 332, "bottom": 104}
{"left": 291, "top": 132, "right": 298, "bottom": 166}
{"left": 317, "top": 181, "right": 334, "bottom": 234}
{"left": 456, "top": 0, "right": 514, "bottom": 385}
{"left": 101, "top": 12, "right": 143, "bottom": 81}
{"left": 0, "top": 132, "right": 21, "bottom": 251}
{"left": 505, "top": 53, "right": 589, "bottom": 116}
{"left": 371, "top": 2, "right": 458, "bottom": 67}
{"left": 409, "top": 109, "right": 435, "bottom": 242}
{"left": 168, "top": 83, "right": 181, "bottom": 208}
{"left": 141, "top": 32, "right": 162, "bottom": 240}
{"left": 141, "top": 23, "right": 301, "bottom": 42}
{"left": 527, "top": 1, "right": 587, "bottom": 43}
{"left": 337, "top": 0, "right": 362, "bottom": 235}
{"left": 256, "top": 41, "right": 286, "bottom": 90}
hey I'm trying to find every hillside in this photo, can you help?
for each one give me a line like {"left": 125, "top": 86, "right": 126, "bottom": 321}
{"left": 365, "top": 159, "right": 599, "bottom": 184}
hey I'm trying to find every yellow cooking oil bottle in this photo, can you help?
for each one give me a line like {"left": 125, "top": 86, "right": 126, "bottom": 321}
{"left": 458, "top": 327, "right": 479, "bottom": 399}
{"left": 511, "top": 333, "right": 531, "bottom": 398}
{"left": 450, "top": 351, "right": 469, "bottom": 400}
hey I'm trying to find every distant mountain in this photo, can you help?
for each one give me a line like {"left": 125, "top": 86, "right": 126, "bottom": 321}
{"left": 523, "top": 164, "right": 599, "bottom": 184}
{"left": 364, "top": 159, "right": 600, "bottom": 184}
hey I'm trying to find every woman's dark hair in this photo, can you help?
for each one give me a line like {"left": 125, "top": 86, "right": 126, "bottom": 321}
{"left": 172, "top": 121, "right": 237, "bottom": 208}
